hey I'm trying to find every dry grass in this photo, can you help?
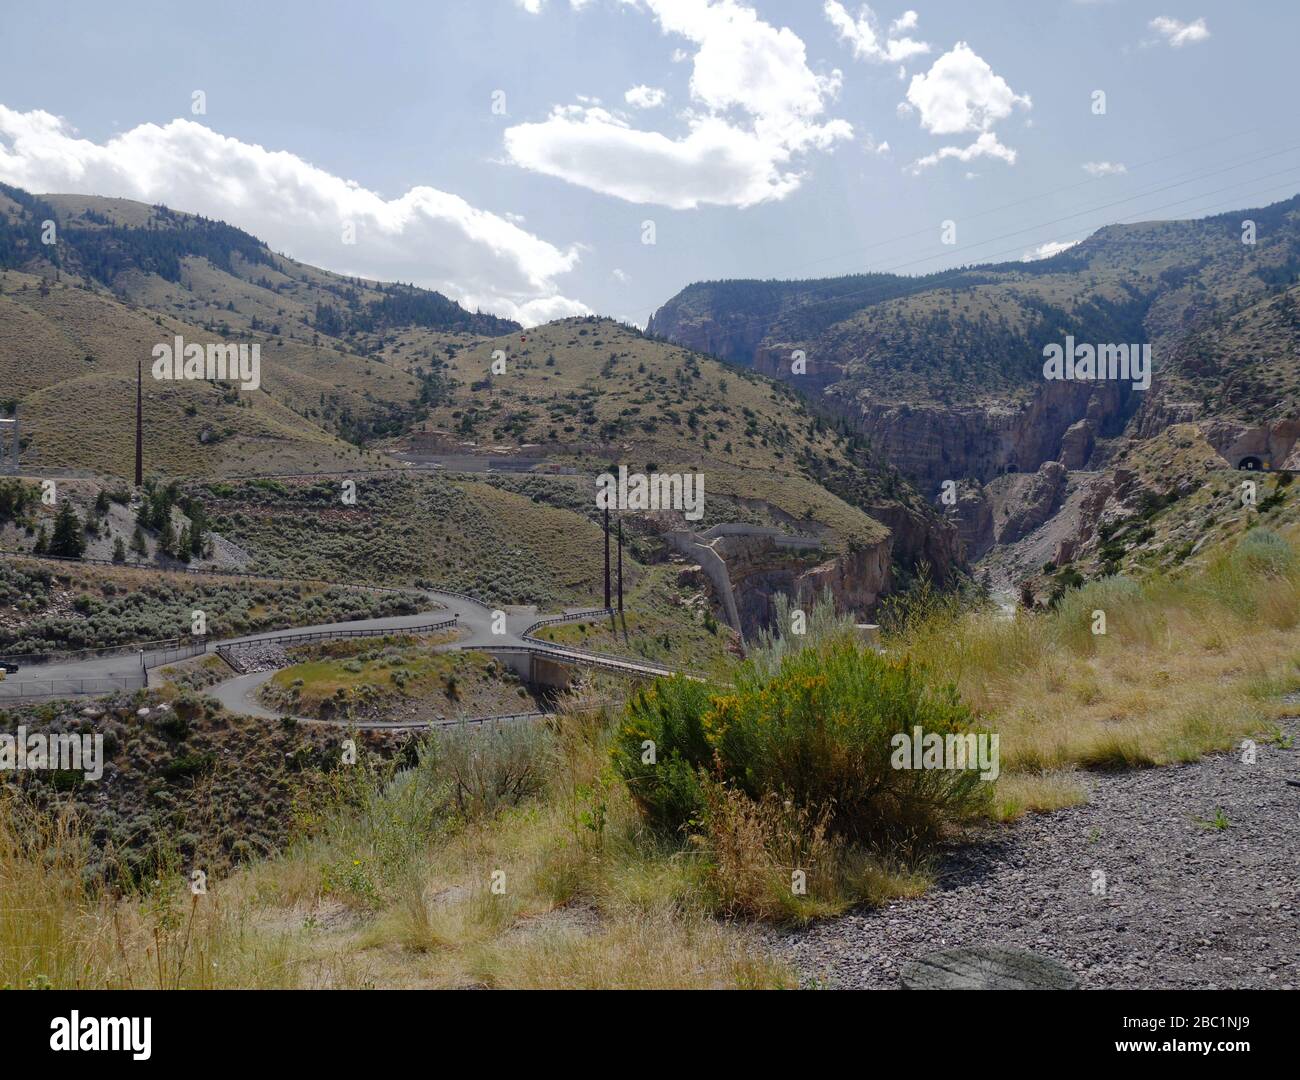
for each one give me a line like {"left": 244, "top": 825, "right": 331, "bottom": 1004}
{"left": 7, "top": 529, "right": 1298, "bottom": 988}
{"left": 0, "top": 691, "right": 794, "bottom": 989}
{"left": 892, "top": 526, "right": 1300, "bottom": 798}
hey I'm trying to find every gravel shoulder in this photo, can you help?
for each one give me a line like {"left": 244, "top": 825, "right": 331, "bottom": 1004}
{"left": 773, "top": 715, "right": 1300, "bottom": 989}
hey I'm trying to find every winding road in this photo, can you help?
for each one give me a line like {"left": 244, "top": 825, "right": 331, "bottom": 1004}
{"left": 0, "top": 580, "right": 677, "bottom": 715}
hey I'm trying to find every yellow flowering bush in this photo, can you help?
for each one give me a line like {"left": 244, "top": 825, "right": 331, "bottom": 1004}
{"left": 613, "top": 633, "right": 989, "bottom": 845}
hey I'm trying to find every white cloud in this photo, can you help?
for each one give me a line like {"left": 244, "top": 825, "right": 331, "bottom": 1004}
{"left": 909, "top": 131, "right": 1017, "bottom": 172}
{"left": 823, "top": 2, "right": 930, "bottom": 65}
{"left": 904, "top": 43, "right": 1030, "bottom": 136}
{"left": 504, "top": 0, "right": 852, "bottom": 209}
{"left": 1021, "top": 239, "right": 1080, "bottom": 262}
{"left": 624, "top": 85, "right": 667, "bottom": 108}
{"left": 863, "top": 133, "right": 891, "bottom": 155}
{"left": 1082, "top": 160, "right": 1126, "bottom": 176}
{"left": 1149, "top": 16, "right": 1209, "bottom": 47}
{"left": 516, "top": 0, "right": 545, "bottom": 13}
{"left": 900, "top": 42, "right": 1029, "bottom": 172}
{"left": 612, "top": 268, "right": 629, "bottom": 282}
{"left": 0, "top": 106, "right": 588, "bottom": 326}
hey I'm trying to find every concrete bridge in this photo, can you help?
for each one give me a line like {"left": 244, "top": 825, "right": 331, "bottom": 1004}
{"left": 0, "top": 564, "right": 691, "bottom": 712}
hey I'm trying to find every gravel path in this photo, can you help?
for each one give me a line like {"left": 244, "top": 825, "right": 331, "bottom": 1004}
{"left": 773, "top": 714, "right": 1300, "bottom": 989}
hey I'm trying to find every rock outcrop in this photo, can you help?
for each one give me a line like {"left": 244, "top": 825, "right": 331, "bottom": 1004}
{"left": 815, "top": 380, "right": 1131, "bottom": 497}
{"left": 995, "top": 461, "right": 1069, "bottom": 544}
{"left": 662, "top": 525, "right": 892, "bottom": 638}
{"left": 948, "top": 482, "right": 994, "bottom": 562}
{"left": 1058, "top": 419, "right": 1096, "bottom": 470}
{"left": 1198, "top": 418, "right": 1300, "bottom": 470}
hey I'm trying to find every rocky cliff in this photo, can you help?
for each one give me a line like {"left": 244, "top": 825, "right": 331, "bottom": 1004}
{"left": 814, "top": 379, "right": 1130, "bottom": 497}
{"left": 718, "top": 533, "right": 892, "bottom": 637}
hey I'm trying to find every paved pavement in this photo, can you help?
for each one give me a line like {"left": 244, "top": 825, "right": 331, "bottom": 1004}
{"left": 0, "top": 585, "right": 673, "bottom": 712}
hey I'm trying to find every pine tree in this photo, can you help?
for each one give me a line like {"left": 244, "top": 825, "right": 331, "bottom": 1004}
{"left": 33, "top": 525, "right": 48, "bottom": 554}
{"left": 159, "top": 520, "right": 177, "bottom": 559}
{"left": 49, "top": 500, "right": 85, "bottom": 558}
{"left": 131, "top": 525, "right": 149, "bottom": 559}
{"left": 112, "top": 536, "right": 126, "bottom": 563}
{"left": 186, "top": 500, "right": 207, "bottom": 558}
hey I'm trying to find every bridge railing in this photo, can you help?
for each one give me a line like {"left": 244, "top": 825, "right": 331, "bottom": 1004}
{"left": 221, "top": 619, "right": 458, "bottom": 655}
{"left": 464, "top": 641, "right": 678, "bottom": 678}
{"left": 520, "top": 607, "right": 614, "bottom": 639}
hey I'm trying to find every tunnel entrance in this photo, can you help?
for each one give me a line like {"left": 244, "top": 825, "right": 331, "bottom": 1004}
{"left": 1237, "top": 455, "right": 1265, "bottom": 471}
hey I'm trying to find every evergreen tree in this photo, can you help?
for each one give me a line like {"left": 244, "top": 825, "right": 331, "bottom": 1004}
{"left": 130, "top": 525, "right": 149, "bottom": 559}
{"left": 49, "top": 501, "right": 85, "bottom": 558}
{"left": 159, "top": 519, "right": 177, "bottom": 559}
{"left": 33, "top": 525, "right": 48, "bottom": 554}
{"left": 112, "top": 536, "right": 126, "bottom": 563}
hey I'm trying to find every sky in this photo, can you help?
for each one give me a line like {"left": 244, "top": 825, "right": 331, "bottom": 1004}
{"left": 0, "top": 0, "right": 1297, "bottom": 327}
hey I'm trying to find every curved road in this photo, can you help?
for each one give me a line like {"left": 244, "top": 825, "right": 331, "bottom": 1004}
{"left": 0, "top": 585, "right": 675, "bottom": 713}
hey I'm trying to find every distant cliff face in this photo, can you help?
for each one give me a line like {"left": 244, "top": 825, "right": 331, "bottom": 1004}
{"left": 647, "top": 195, "right": 1300, "bottom": 518}
{"left": 646, "top": 304, "right": 774, "bottom": 367}
{"left": 832, "top": 380, "right": 1130, "bottom": 496}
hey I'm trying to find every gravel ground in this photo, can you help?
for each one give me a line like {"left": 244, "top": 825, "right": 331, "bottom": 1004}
{"left": 773, "top": 714, "right": 1300, "bottom": 989}
{"left": 224, "top": 643, "right": 291, "bottom": 674}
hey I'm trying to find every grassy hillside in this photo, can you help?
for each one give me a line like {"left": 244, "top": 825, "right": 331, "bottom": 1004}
{"left": 387, "top": 315, "right": 943, "bottom": 552}
{"left": 1150, "top": 282, "right": 1300, "bottom": 422}
{"left": 0, "top": 185, "right": 516, "bottom": 476}
{"left": 0, "top": 555, "right": 416, "bottom": 653}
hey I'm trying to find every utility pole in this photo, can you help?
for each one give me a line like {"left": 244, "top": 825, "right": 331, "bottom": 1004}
{"left": 603, "top": 506, "right": 611, "bottom": 609}
{"left": 134, "top": 358, "right": 143, "bottom": 489}
{"left": 616, "top": 514, "right": 624, "bottom": 614}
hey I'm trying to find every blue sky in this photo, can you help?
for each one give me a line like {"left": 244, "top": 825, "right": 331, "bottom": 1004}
{"left": 0, "top": 0, "right": 1296, "bottom": 325}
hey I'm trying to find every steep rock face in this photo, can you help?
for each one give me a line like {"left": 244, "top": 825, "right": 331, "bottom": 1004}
{"left": 646, "top": 309, "right": 776, "bottom": 366}
{"left": 995, "top": 460, "right": 1069, "bottom": 544}
{"left": 819, "top": 379, "right": 1130, "bottom": 497}
{"left": 864, "top": 499, "right": 962, "bottom": 581}
{"left": 1198, "top": 418, "right": 1300, "bottom": 469}
{"left": 752, "top": 342, "right": 843, "bottom": 393}
{"left": 1059, "top": 419, "right": 1097, "bottom": 470}
{"left": 1050, "top": 467, "right": 1140, "bottom": 566}
{"left": 1130, "top": 394, "right": 1201, "bottom": 440}
{"left": 949, "top": 482, "right": 994, "bottom": 562}
{"left": 719, "top": 534, "right": 891, "bottom": 636}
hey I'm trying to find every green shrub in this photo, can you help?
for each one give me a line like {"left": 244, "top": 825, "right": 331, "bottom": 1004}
{"left": 614, "top": 634, "right": 991, "bottom": 847}
{"left": 614, "top": 677, "right": 715, "bottom": 834}
{"left": 1231, "top": 527, "right": 1294, "bottom": 576}
{"left": 1051, "top": 575, "right": 1149, "bottom": 653}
